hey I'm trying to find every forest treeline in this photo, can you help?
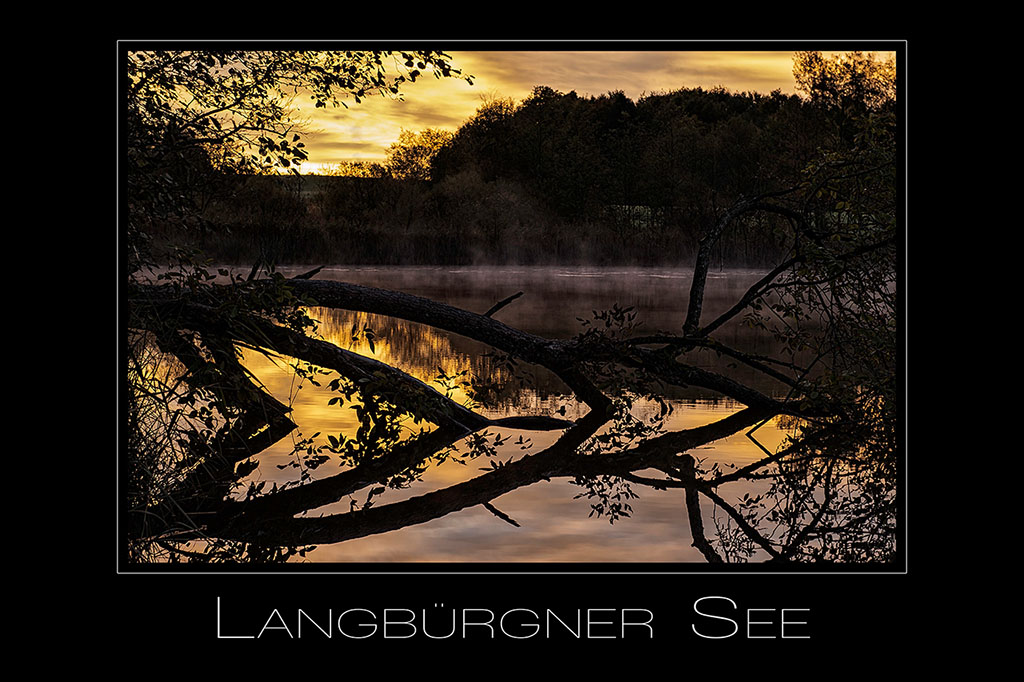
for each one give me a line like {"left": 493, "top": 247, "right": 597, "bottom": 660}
{"left": 126, "top": 50, "right": 899, "bottom": 565}
{"left": 157, "top": 77, "right": 887, "bottom": 266}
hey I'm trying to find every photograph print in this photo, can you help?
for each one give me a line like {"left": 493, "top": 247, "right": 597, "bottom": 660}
{"left": 121, "top": 44, "right": 900, "bottom": 569}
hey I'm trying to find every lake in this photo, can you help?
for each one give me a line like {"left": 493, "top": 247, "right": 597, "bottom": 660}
{"left": 235, "top": 265, "right": 792, "bottom": 562}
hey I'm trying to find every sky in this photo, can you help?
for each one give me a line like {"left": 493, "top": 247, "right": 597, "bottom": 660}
{"left": 291, "top": 49, "right": 896, "bottom": 174}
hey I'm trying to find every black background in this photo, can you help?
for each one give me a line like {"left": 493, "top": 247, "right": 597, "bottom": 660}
{"left": 109, "top": 35, "right": 925, "bottom": 664}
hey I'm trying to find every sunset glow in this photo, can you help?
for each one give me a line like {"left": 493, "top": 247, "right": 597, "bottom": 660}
{"left": 293, "top": 49, "right": 897, "bottom": 173}
{"left": 123, "top": 43, "right": 901, "bottom": 569}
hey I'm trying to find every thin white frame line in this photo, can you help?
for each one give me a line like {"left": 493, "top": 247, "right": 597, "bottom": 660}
{"left": 115, "top": 40, "right": 908, "bottom": 576}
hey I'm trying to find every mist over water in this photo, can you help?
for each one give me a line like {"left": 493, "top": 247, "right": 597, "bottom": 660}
{"left": 234, "top": 265, "right": 791, "bottom": 562}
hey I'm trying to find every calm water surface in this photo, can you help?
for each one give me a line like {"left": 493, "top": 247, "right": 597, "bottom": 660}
{"left": 236, "top": 266, "right": 791, "bottom": 562}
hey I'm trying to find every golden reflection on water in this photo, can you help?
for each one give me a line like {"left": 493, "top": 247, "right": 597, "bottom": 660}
{"left": 236, "top": 293, "right": 791, "bottom": 562}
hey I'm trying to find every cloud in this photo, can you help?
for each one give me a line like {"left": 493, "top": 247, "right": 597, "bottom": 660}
{"left": 311, "top": 140, "right": 383, "bottom": 153}
{"left": 295, "top": 49, "right": 894, "bottom": 168}
{"left": 453, "top": 50, "right": 801, "bottom": 101}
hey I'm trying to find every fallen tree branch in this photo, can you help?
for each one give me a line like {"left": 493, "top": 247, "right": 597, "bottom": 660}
{"left": 132, "top": 279, "right": 614, "bottom": 412}
{"left": 146, "top": 300, "right": 576, "bottom": 435}
{"left": 283, "top": 279, "right": 613, "bottom": 412}
{"left": 221, "top": 424, "right": 468, "bottom": 521}
{"left": 574, "top": 341, "right": 809, "bottom": 415}
{"left": 205, "top": 406, "right": 770, "bottom": 546}
{"left": 207, "top": 408, "right": 611, "bottom": 545}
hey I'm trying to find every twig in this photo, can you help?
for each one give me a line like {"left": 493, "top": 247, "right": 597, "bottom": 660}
{"left": 482, "top": 502, "right": 521, "bottom": 527}
{"left": 677, "top": 455, "right": 724, "bottom": 563}
{"left": 291, "top": 265, "right": 325, "bottom": 280}
{"left": 701, "top": 487, "right": 784, "bottom": 560}
{"left": 483, "top": 291, "right": 524, "bottom": 318}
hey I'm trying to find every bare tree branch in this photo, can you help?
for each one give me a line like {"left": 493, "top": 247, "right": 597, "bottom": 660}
{"left": 146, "top": 300, "right": 575, "bottom": 435}
{"left": 291, "top": 265, "right": 325, "bottom": 280}
{"left": 483, "top": 291, "right": 524, "bottom": 318}
{"left": 677, "top": 455, "right": 724, "bottom": 563}
{"left": 701, "top": 487, "right": 784, "bottom": 561}
{"left": 482, "top": 502, "right": 521, "bottom": 527}
{"left": 284, "top": 279, "right": 613, "bottom": 412}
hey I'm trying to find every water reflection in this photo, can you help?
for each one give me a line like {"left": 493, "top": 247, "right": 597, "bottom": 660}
{"left": 233, "top": 266, "right": 791, "bottom": 562}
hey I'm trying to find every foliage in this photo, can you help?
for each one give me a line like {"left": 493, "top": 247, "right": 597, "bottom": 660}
{"left": 793, "top": 51, "right": 896, "bottom": 113}
{"left": 321, "top": 160, "right": 390, "bottom": 178}
{"left": 792, "top": 51, "right": 896, "bottom": 144}
{"left": 385, "top": 128, "right": 454, "bottom": 181}
{"left": 125, "top": 49, "right": 468, "bottom": 274}
{"left": 124, "top": 48, "right": 899, "bottom": 566}
{"left": 699, "top": 52, "right": 897, "bottom": 563}
{"left": 146, "top": 80, "right": 858, "bottom": 268}
{"left": 179, "top": 84, "right": 831, "bottom": 267}
{"left": 432, "top": 84, "right": 822, "bottom": 223}
{"left": 124, "top": 48, "right": 469, "bottom": 563}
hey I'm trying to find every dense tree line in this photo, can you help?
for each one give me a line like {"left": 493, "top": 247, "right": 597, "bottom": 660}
{"left": 434, "top": 86, "right": 818, "bottom": 216}
{"left": 426, "top": 84, "right": 835, "bottom": 263}
{"left": 175, "top": 60, "right": 894, "bottom": 266}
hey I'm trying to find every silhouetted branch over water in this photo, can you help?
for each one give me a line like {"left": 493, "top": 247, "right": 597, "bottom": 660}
{"left": 123, "top": 48, "right": 898, "bottom": 565}
{"left": 128, "top": 195, "right": 896, "bottom": 561}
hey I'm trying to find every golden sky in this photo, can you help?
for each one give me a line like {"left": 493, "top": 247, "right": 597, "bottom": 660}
{"left": 293, "top": 50, "right": 896, "bottom": 173}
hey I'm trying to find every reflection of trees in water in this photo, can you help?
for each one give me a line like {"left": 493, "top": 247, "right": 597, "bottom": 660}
{"left": 127, "top": 250, "right": 896, "bottom": 565}
{"left": 124, "top": 50, "right": 898, "bottom": 566}
{"left": 126, "top": 248, "right": 895, "bottom": 565}
{"left": 708, "top": 410, "right": 896, "bottom": 563}
{"left": 308, "top": 306, "right": 799, "bottom": 412}
{"left": 309, "top": 307, "right": 549, "bottom": 411}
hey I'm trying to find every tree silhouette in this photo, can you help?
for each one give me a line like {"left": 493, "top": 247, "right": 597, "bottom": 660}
{"left": 386, "top": 128, "right": 454, "bottom": 181}
{"left": 123, "top": 48, "right": 898, "bottom": 565}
